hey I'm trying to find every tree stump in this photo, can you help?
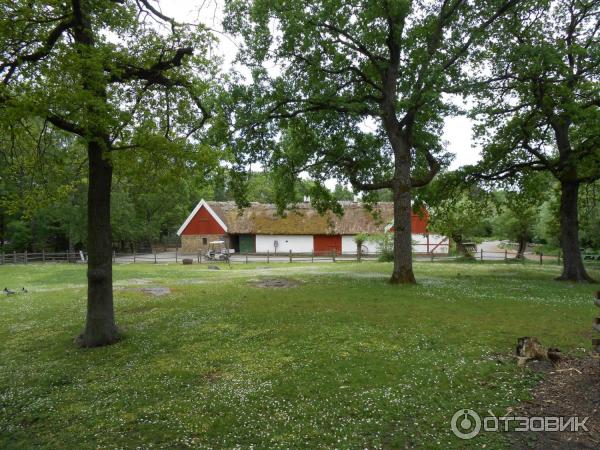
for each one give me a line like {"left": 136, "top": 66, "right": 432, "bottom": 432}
{"left": 516, "top": 337, "right": 561, "bottom": 367}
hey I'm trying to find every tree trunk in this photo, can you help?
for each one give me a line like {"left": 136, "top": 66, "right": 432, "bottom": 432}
{"left": 0, "top": 209, "right": 4, "bottom": 249}
{"left": 356, "top": 242, "right": 362, "bottom": 262}
{"left": 516, "top": 237, "right": 527, "bottom": 259}
{"left": 71, "top": 1, "right": 120, "bottom": 346}
{"left": 556, "top": 180, "right": 594, "bottom": 282}
{"left": 452, "top": 234, "right": 471, "bottom": 258}
{"left": 76, "top": 140, "right": 120, "bottom": 347}
{"left": 390, "top": 180, "right": 416, "bottom": 284}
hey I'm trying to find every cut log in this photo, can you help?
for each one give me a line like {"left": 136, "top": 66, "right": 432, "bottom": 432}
{"left": 182, "top": 258, "right": 193, "bottom": 265}
{"left": 515, "top": 337, "right": 561, "bottom": 366}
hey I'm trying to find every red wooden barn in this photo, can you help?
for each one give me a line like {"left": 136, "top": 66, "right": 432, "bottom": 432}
{"left": 177, "top": 200, "right": 449, "bottom": 255}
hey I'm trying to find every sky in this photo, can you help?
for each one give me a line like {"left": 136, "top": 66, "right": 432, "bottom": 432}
{"left": 158, "top": 0, "right": 482, "bottom": 171}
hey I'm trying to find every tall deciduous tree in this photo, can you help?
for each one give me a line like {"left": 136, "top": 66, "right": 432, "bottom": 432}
{"left": 467, "top": 0, "right": 600, "bottom": 282}
{"left": 225, "top": 0, "right": 519, "bottom": 283}
{"left": 0, "top": 0, "right": 215, "bottom": 346}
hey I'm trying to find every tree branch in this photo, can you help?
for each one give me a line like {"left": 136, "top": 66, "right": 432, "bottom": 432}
{"left": 106, "top": 47, "right": 194, "bottom": 84}
{"left": 315, "top": 21, "right": 386, "bottom": 70}
{"left": 339, "top": 157, "right": 393, "bottom": 191}
{"left": 1, "top": 17, "right": 75, "bottom": 84}
{"left": 411, "top": 149, "right": 442, "bottom": 187}
{"left": 46, "top": 113, "right": 87, "bottom": 137}
{"left": 135, "top": 0, "right": 175, "bottom": 27}
{"left": 440, "top": 0, "right": 521, "bottom": 72}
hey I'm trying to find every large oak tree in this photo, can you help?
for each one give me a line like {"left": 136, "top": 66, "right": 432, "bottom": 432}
{"left": 225, "top": 0, "right": 519, "bottom": 284}
{"left": 467, "top": 0, "right": 600, "bottom": 282}
{"left": 0, "top": 0, "right": 215, "bottom": 346}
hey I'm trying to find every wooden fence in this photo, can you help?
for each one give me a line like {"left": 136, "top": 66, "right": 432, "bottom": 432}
{"left": 0, "top": 251, "right": 85, "bottom": 264}
{"left": 2, "top": 248, "right": 598, "bottom": 265}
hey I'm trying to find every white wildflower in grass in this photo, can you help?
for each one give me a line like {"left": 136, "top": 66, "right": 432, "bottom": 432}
{"left": 0, "top": 261, "right": 597, "bottom": 448}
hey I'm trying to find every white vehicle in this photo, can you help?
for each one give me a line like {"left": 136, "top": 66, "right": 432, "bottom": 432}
{"left": 205, "top": 241, "right": 230, "bottom": 262}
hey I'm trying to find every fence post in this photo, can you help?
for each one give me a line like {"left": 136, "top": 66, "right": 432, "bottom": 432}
{"left": 557, "top": 250, "right": 561, "bottom": 265}
{"left": 175, "top": 248, "right": 178, "bottom": 264}
{"left": 24, "top": 250, "right": 28, "bottom": 265}
{"left": 540, "top": 252, "right": 543, "bottom": 265}
{"left": 480, "top": 248, "right": 484, "bottom": 262}
{"left": 505, "top": 249, "right": 508, "bottom": 262}
{"left": 332, "top": 250, "right": 336, "bottom": 263}
{"left": 133, "top": 248, "right": 136, "bottom": 263}
{"left": 13, "top": 251, "right": 16, "bottom": 264}
{"left": 154, "top": 250, "right": 157, "bottom": 264}
{"left": 42, "top": 249, "right": 46, "bottom": 263}
{"left": 431, "top": 251, "right": 434, "bottom": 263}
{"left": 113, "top": 250, "right": 116, "bottom": 264}
{"left": 289, "top": 249, "right": 292, "bottom": 263}
{"left": 197, "top": 251, "right": 200, "bottom": 263}
{"left": 312, "top": 251, "right": 314, "bottom": 263}
{"left": 267, "top": 250, "right": 270, "bottom": 263}
{"left": 0, "top": 251, "right": 3, "bottom": 265}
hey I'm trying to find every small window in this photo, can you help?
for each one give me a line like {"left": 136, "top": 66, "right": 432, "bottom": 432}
{"left": 202, "top": 238, "right": 207, "bottom": 245}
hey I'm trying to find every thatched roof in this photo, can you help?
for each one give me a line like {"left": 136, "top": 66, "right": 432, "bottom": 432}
{"left": 208, "top": 201, "right": 393, "bottom": 235}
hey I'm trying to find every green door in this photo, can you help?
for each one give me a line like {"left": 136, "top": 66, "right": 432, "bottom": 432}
{"left": 239, "top": 234, "right": 255, "bottom": 253}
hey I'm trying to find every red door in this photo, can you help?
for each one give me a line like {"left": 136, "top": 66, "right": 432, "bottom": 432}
{"left": 313, "top": 235, "right": 342, "bottom": 255}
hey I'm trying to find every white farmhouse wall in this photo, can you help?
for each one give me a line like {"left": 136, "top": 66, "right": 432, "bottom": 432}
{"left": 341, "top": 233, "right": 449, "bottom": 254}
{"left": 341, "top": 235, "right": 381, "bottom": 254}
{"left": 360, "top": 240, "right": 382, "bottom": 254}
{"left": 254, "top": 233, "right": 449, "bottom": 254}
{"left": 255, "top": 235, "right": 314, "bottom": 253}
{"left": 341, "top": 235, "right": 356, "bottom": 254}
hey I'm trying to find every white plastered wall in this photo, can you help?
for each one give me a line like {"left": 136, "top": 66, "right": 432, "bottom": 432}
{"left": 342, "top": 234, "right": 449, "bottom": 254}
{"left": 341, "top": 236, "right": 381, "bottom": 254}
{"left": 255, "top": 235, "right": 314, "bottom": 253}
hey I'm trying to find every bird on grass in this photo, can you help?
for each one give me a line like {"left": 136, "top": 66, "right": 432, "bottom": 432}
{"left": 3, "top": 287, "right": 27, "bottom": 295}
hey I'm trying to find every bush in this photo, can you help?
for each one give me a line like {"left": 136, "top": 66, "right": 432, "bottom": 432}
{"left": 379, "top": 249, "right": 394, "bottom": 262}
{"left": 369, "top": 233, "right": 394, "bottom": 262}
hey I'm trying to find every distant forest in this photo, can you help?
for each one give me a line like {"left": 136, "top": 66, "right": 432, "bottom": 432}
{"left": 1, "top": 126, "right": 598, "bottom": 253}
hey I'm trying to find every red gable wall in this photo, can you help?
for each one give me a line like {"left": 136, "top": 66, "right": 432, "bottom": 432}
{"left": 389, "top": 209, "right": 430, "bottom": 234}
{"left": 180, "top": 206, "right": 225, "bottom": 235}
{"left": 412, "top": 210, "right": 429, "bottom": 234}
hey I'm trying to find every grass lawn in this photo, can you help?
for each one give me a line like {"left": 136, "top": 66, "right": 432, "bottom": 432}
{"left": 0, "top": 261, "right": 598, "bottom": 449}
